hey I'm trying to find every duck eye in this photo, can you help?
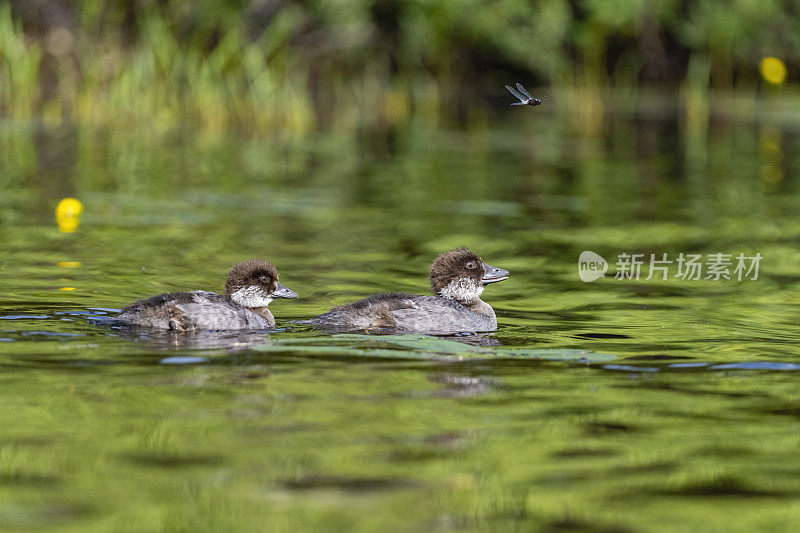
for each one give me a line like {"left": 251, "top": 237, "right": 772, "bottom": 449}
{"left": 259, "top": 275, "right": 269, "bottom": 284}
{"left": 466, "top": 261, "right": 476, "bottom": 269}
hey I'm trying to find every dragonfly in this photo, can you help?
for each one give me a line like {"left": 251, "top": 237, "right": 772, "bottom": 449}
{"left": 505, "top": 83, "right": 549, "bottom": 107}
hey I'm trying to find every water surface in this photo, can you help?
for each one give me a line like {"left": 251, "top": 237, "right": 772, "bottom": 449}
{"left": 1, "top": 114, "right": 800, "bottom": 531}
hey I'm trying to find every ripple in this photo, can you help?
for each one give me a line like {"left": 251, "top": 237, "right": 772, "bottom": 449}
{"left": 122, "top": 452, "right": 224, "bottom": 468}
{"left": 160, "top": 356, "right": 210, "bottom": 365}
{"left": 279, "top": 475, "right": 419, "bottom": 492}
{"left": 604, "top": 361, "right": 800, "bottom": 372}
{"left": 711, "top": 362, "right": 800, "bottom": 370}
{"left": 603, "top": 364, "right": 660, "bottom": 372}
{"left": 21, "top": 331, "right": 84, "bottom": 337}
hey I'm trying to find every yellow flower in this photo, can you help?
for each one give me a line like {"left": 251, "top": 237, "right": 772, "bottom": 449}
{"left": 760, "top": 57, "right": 787, "bottom": 85}
{"left": 55, "top": 197, "right": 83, "bottom": 233}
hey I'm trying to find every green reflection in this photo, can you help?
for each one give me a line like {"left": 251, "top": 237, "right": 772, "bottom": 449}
{"left": 1, "top": 115, "right": 800, "bottom": 531}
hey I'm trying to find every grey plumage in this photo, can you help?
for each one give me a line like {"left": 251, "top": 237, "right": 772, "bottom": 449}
{"left": 297, "top": 248, "right": 508, "bottom": 335}
{"left": 297, "top": 293, "right": 496, "bottom": 335}
{"left": 116, "top": 290, "right": 275, "bottom": 331}
{"left": 113, "top": 259, "right": 297, "bottom": 331}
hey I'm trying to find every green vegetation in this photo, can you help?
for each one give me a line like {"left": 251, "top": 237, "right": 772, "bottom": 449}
{"left": 1, "top": 0, "right": 799, "bottom": 132}
{"left": 3, "top": 3, "right": 800, "bottom": 531}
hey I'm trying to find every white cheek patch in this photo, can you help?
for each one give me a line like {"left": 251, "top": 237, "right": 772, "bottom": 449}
{"left": 230, "top": 286, "right": 273, "bottom": 308}
{"left": 438, "top": 278, "right": 483, "bottom": 303}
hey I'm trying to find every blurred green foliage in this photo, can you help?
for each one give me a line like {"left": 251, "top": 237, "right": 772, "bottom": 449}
{"left": 1, "top": 0, "right": 799, "bottom": 131}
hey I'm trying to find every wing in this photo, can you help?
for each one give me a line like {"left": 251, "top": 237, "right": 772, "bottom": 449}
{"left": 389, "top": 296, "right": 492, "bottom": 334}
{"left": 302, "top": 293, "right": 491, "bottom": 334}
{"left": 390, "top": 308, "right": 466, "bottom": 334}
{"left": 510, "top": 102, "right": 526, "bottom": 106}
{"left": 515, "top": 83, "right": 533, "bottom": 99}
{"left": 175, "top": 302, "right": 272, "bottom": 330}
{"left": 505, "top": 85, "right": 527, "bottom": 103}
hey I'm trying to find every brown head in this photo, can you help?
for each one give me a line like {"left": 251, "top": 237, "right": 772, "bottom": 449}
{"left": 429, "top": 247, "right": 509, "bottom": 304}
{"left": 224, "top": 259, "right": 298, "bottom": 308}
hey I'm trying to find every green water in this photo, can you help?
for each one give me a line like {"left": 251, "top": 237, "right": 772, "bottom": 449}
{"left": 2, "top": 112, "right": 800, "bottom": 532}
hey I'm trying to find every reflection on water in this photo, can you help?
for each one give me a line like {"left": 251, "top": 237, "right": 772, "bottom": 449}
{"left": 108, "top": 326, "right": 280, "bottom": 353}
{"left": 54, "top": 197, "right": 82, "bottom": 233}
{"left": 2, "top": 112, "right": 800, "bottom": 530}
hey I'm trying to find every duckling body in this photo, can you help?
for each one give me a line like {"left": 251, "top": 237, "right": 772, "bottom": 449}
{"left": 116, "top": 260, "right": 297, "bottom": 331}
{"left": 117, "top": 290, "right": 276, "bottom": 331}
{"left": 299, "top": 248, "right": 508, "bottom": 335}
{"left": 304, "top": 292, "right": 497, "bottom": 334}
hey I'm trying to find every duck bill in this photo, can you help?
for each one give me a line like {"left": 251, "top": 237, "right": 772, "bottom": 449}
{"left": 273, "top": 282, "right": 299, "bottom": 299}
{"left": 482, "top": 262, "right": 509, "bottom": 284}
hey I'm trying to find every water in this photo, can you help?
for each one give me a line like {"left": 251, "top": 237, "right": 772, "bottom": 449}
{"left": 2, "top": 113, "right": 800, "bottom": 531}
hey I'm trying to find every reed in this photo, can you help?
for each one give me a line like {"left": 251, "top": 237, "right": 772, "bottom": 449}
{"left": 0, "top": 1, "right": 798, "bottom": 134}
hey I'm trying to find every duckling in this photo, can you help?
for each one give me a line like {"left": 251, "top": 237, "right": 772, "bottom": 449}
{"left": 116, "top": 259, "right": 297, "bottom": 331}
{"left": 298, "top": 248, "right": 508, "bottom": 334}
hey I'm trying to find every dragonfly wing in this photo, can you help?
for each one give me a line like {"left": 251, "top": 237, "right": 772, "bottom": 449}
{"left": 510, "top": 102, "right": 526, "bottom": 106}
{"left": 515, "top": 83, "right": 533, "bottom": 99}
{"left": 505, "top": 85, "right": 527, "bottom": 103}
